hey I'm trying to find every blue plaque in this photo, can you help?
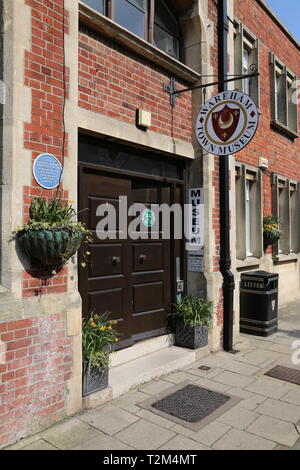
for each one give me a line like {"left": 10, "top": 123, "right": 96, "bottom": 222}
{"left": 33, "top": 153, "right": 62, "bottom": 190}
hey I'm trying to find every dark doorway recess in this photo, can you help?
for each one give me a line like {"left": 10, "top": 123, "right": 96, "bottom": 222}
{"left": 78, "top": 136, "right": 185, "bottom": 350}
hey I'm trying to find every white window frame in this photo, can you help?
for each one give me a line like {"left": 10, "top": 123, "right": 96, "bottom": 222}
{"left": 272, "top": 175, "right": 300, "bottom": 255}
{"left": 234, "top": 21, "right": 260, "bottom": 107}
{"left": 235, "top": 163, "right": 263, "bottom": 261}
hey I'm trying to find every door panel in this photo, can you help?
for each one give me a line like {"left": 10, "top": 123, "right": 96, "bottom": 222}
{"left": 89, "top": 244, "right": 123, "bottom": 277}
{"left": 132, "top": 243, "right": 163, "bottom": 271}
{"left": 79, "top": 166, "right": 132, "bottom": 346}
{"left": 79, "top": 163, "right": 173, "bottom": 349}
{"left": 133, "top": 282, "right": 164, "bottom": 312}
{"left": 130, "top": 180, "right": 171, "bottom": 340}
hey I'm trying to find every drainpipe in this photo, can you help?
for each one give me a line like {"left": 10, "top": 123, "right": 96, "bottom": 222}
{"left": 218, "top": 0, "right": 235, "bottom": 351}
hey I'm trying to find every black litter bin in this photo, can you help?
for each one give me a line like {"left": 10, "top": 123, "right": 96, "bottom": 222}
{"left": 240, "top": 270, "right": 279, "bottom": 337}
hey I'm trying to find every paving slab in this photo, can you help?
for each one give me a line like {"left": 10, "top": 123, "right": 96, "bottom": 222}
{"left": 159, "top": 435, "right": 210, "bottom": 451}
{"left": 79, "top": 404, "right": 139, "bottom": 436}
{"left": 237, "top": 349, "right": 283, "bottom": 366}
{"left": 199, "top": 355, "right": 259, "bottom": 376}
{"left": 136, "top": 408, "right": 176, "bottom": 429}
{"left": 246, "top": 415, "right": 299, "bottom": 447}
{"left": 245, "top": 378, "right": 291, "bottom": 399}
{"left": 19, "top": 439, "right": 58, "bottom": 450}
{"left": 170, "top": 421, "right": 231, "bottom": 447}
{"left": 113, "top": 391, "right": 150, "bottom": 414}
{"left": 40, "top": 418, "right": 101, "bottom": 450}
{"left": 212, "top": 370, "right": 256, "bottom": 388}
{"left": 255, "top": 398, "right": 300, "bottom": 424}
{"left": 186, "top": 366, "right": 224, "bottom": 379}
{"left": 264, "top": 343, "right": 294, "bottom": 355}
{"left": 115, "top": 420, "right": 176, "bottom": 450}
{"left": 194, "top": 377, "right": 231, "bottom": 393}
{"left": 216, "top": 406, "right": 258, "bottom": 430}
{"left": 164, "top": 370, "right": 198, "bottom": 384}
{"left": 5, "top": 434, "right": 42, "bottom": 450}
{"left": 226, "top": 387, "right": 254, "bottom": 399}
{"left": 213, "top": 428, "right": 276, "bottom": 450}
{"left": 73, "top": 434, "right": 134, "bottom": 450}
{"left": 238, "top": 394, "right": 267, "bottom": 411}
{"left": 281, "top": 388, "right": 300, "bottom": 406}
{"left": 140, "top": 380, "right": 174, "bottom": 395}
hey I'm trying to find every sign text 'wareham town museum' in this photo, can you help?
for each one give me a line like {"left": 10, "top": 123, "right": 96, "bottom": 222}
{"left": 0, "top": 0, "right": 299, "bottom": 447}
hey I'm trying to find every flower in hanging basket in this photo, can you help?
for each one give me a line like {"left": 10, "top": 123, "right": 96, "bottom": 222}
{"left": 263, "top": 215, "right": 281, "bottom": 248}
{"left": 11, "top": 195, "right": 92, "bottom": 276}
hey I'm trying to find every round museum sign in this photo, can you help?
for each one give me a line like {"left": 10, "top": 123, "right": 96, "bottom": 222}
{"left": 196, "top": 90, "right": 259, "bottom": 156}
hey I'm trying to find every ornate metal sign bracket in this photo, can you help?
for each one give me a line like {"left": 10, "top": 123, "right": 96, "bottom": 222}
{"left": 163, "top": 77, "right": 182, "bottom": 106}
{"left": 163, "top": 67, "right": 259, "bottom": 106}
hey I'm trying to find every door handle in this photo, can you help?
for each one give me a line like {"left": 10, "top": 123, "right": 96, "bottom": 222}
{"left": 112, "top": 256, "right": 121, "bottom": 265}
{"left": 139, "top": 254, "right": 148, "bottom": 263}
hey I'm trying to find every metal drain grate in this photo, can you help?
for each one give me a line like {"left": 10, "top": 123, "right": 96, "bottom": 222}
{"left": 198, "top": 365, "right": 211, "bottom": 371}
{"left": 265, "top": 365, "right": 300, "bottom": 385}
{"left": 152, "top": 384, "right": 230, "bottom": 423}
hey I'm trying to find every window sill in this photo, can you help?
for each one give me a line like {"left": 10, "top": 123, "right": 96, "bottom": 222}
{"left": 236, "top": 257, "right": 262, "bottom": 269}
{"left": 274, "top": 253, "right": 299, "bottom": 263}
{"left": 271, "top": 120, "right": 299, "bottom": 139}
{"left": 78, "top": 2, "right": 201, "bottom": 84}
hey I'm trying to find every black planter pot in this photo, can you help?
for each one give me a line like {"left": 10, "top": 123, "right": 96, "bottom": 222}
{"left": 82, "top": 361, "right": 109, "bottom": 397}
{"left": 175, "top": 321, "right": 208, "bottom": 350}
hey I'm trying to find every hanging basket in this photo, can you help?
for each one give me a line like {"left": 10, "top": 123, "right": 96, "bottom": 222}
{"left": 263, "top": 230, "right": 280, "bottom": 248}
{"left": 16, "top": 228, "right": 83, "bottom": 274}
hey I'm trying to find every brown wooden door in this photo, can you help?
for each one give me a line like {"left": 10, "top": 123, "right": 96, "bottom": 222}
{"left": 78, "top": 165, "right": 133, "bottom": 348}
{"left": 78, "top": 164, "right": 171, "bottom": 348}
{"left": 130, "top": 180, "right": 171, "bottom": 342}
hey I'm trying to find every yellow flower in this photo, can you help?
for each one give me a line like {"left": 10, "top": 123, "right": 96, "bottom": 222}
{"left": 107, "top": 326, "right": 112, "bottom": 331}
{"left": 81, "top": 262, "right": 86, "bottom": 268}
{"left": 69, "top": 200, "right": 74, "bottom": 204}
{"left": 114, "top": 338, "right": 119, "bottom": 342}
{"left": 91, "top": 322, "right": 97, "bottom": 327}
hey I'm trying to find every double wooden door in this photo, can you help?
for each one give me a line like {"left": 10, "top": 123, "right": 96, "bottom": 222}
{"left": 78, "top": 164, "right": 172, "bottom": 349}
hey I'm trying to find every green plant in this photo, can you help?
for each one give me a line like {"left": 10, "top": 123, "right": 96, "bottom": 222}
{"left": 172, "top": 295, "right": 214, "bottom": 328}
{"left": 82, "top": 311, "right": 120, "bottom": 369}
{"left": 29, "top": 196, "right": 77, "bottom": 226}
{"left": 263, "top": 215, "right": 281, "bottom": 246}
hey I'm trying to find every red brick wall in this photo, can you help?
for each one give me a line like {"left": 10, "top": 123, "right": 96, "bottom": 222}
{"left": 234, "top": 0, "right": 300, "bottom": 215}
{"left": 0, "top": 314, "right": 72, "bottom": 447}
{"left": 23, "top": 0, "right": 70, "bottom": 297}
{"left": 78, "top": 23, "right": 192, "bottom": 142}
{"left": 0, "top": 0, "right": 75, "bottom": 450}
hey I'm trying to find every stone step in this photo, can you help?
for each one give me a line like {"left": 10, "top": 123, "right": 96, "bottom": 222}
{"left": 110, "top": 334, "right": 174, "bottom": 368}
{"left": 109, "top": 345, "right": 198, "bottom": 399}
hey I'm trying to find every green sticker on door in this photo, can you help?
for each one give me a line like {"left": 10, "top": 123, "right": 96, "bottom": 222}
{"left": 142, "top": 209, "right": 155, "bottom": 228}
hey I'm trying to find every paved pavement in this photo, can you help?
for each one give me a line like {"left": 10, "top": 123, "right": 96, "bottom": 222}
{"left": 7, "top": 300, "right": 300, "bottom": 451}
